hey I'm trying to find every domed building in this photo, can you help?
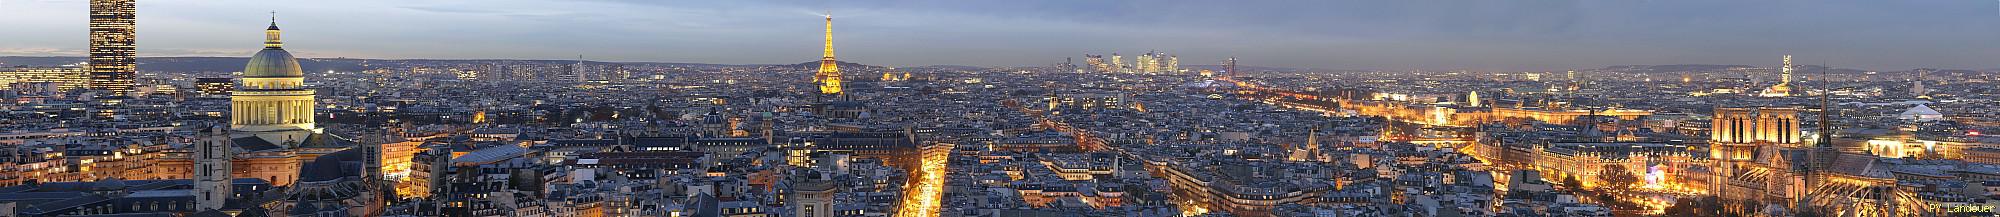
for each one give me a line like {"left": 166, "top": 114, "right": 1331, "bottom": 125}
{"left": 233, "top": 20, "right": 317, "bottom": 136}
{"left": 1897, "top": 104, "right": 1944, "bottom": 122}
{"left": 215, "top": 19, "right": 364, "bottom": 187}
{"left": 192, "top": 19, "right": 384, "bottom": 216}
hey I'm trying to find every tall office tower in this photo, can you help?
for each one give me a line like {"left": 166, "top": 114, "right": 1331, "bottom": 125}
{"left": 1761, "top": 55, "right": 1794, "bottom": 97}
{"left": 1152, "top": 52, "right": 1166, "bottom": 73}
{"left": 570, "top": 55, "right": 587, "bottom": 83}
{"left": 1565, "top": 70, "right": 1581, "bottom": 91}
{"left": 89, "top": 0, "right": 138, "bottom": 95}
{"left": 1085, "top": 54, "right": 1107, "bottom": 73}
{"left": 1153, "top": 52, "right": 1169, "bottom": 73}
{"left": 194, "top": 126, "right": 233, "bottom": 211}
{"left": 1224, "top": 57, "right": 1237, "bottom": 78}
{"left": 1150, "top": 52, "right": 1166, "bottom": 73}
{"left": 1148, "top": 56, "right": 1158, "bottom": 73}
{"left": 1912, "top": 69, "right": 1927, "bottom": 96}
{"left": 1166, "top": 55, "right": 1179, "bottom": 73}
{"left": 1780, "top": 55, "right": 1793, "bottom": 85}
{"left": 1110, "top": 54, "right": 1124, "bottom": 73}
{"left": 1136, "top": 53, "right": 1151, "bottom": 73}
{"left": 1913, "top": 80, "right": 1926, "bottom": 97}
{"left": 814, "top": 13, "right": 843, "bottom": 95}
{"left": 1136, "top": 53, "right": 1156, "bottom": 73}
{"left": 612, "top": 65, "right": 631, "bottom": 82}
{"left": 1062, "top": 57, "right": 1076, "bottom": 72}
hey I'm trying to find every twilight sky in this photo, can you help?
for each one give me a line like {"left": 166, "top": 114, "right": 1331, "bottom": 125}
{"left": 2, "top": 0, "right": 1997, "bottom": 71}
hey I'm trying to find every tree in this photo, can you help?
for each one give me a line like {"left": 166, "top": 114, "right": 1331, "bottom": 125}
{"left": 508, "top": 170, "right": 544, "bottom": 193}
{"left": 1561, "top": 174, "right": 1584, "bottom": 190}
{"left": 1660, "top": 196, "right": 1744, "bottom": 217}
{"left": 1599, "top": 164, "right": 1639, "bottom": 191}
{"left": 1793, "top": 205, "right": 1837, "bottom": 217}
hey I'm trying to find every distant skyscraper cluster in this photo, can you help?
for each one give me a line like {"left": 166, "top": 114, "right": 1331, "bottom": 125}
{"left": 1084, "top": 54, "right": 1107, "bottom": 72}
{"left": 0, "top": 67, "right": 90, "bottom": 91}
{"left": 1133, "top": 51, "right": 1177, "bottom": 73}
{"left": 1081, "top": 51, "right": 1179, "bottom": 74}
{"left": 1224, "top": 57, "right": 1237, "bottom": 78}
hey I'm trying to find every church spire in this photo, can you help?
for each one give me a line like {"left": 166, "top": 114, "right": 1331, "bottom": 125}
{"left": 265, "top": 11, "right": 283, "bottom": 49}
{"left": 1817, "top": 61, "right": 1834, "bottom": 147}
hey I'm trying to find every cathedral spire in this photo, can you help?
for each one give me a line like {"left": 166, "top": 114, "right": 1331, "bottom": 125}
{"left": 1818, "top": 61, "right": 1834, "bottom": 147}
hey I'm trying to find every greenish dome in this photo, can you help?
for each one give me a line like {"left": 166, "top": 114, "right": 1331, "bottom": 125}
{"left": 243, "top": 48, "right": 303, "bottom": 78}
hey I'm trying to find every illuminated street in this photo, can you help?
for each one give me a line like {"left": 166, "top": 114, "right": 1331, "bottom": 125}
{"left": 897, "top": 143, "right": 951, "bottom": 217}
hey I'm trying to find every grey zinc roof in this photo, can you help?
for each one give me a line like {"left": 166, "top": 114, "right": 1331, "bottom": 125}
{"left": 243, "top": 48, "right": 304, "bottom": 78}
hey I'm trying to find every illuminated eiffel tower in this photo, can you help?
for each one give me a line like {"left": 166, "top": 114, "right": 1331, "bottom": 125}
{"left": 814, "top": 12, "right": 843, "bottom": 96}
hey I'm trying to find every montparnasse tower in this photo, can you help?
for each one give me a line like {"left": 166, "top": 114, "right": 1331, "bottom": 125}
{"left": 232, "top": 16, "right": 318, "bottom": 143}
{"left": 814, "top": 13, "right": 843, "bottom": 95}
{"left": 88, "top": 0, "right": 137, "bottom": 95}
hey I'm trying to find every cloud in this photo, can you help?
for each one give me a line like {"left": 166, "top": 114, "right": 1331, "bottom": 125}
{"left": 398, "top": 6, "right": 512, "bottom": 15}
{"left": 0, "top": 48, "right": 81, "bottom": 56}
{"left": 143, "top": 48, "right": 256, "bottom": 57}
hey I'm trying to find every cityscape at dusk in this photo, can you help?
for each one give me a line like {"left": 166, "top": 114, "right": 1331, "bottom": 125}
{"left": 3, "top": 1, "right": 1999, "bottom": 217}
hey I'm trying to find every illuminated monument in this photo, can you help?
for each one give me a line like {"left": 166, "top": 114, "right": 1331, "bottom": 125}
{"left": 1711, "top": 107, "right": 1801, "bottom": 162}
{"left": 234, "top": 17, "right": 319, "bottom": 141}
{"left": 224, "top": 18, "right": 364, "bottom": 188}
{"left": 1759, "top": 55, "right": 1794, "bottom": 97}
{"left": 814, "top": 13, "right": 843, "bottom": 95}
{"left": 1709, "top": 105, "right": 1930, "bottom": 215}
{"left": 220, "top": 19, "right": 386, "bottom": 216}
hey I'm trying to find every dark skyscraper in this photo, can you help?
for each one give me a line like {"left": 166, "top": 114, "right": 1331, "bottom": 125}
{"left": 89, "top": 0, "right": 137, "bottom": 95}
{"left": 1224, "top": 57, "right": 1237, "bottom": 78}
